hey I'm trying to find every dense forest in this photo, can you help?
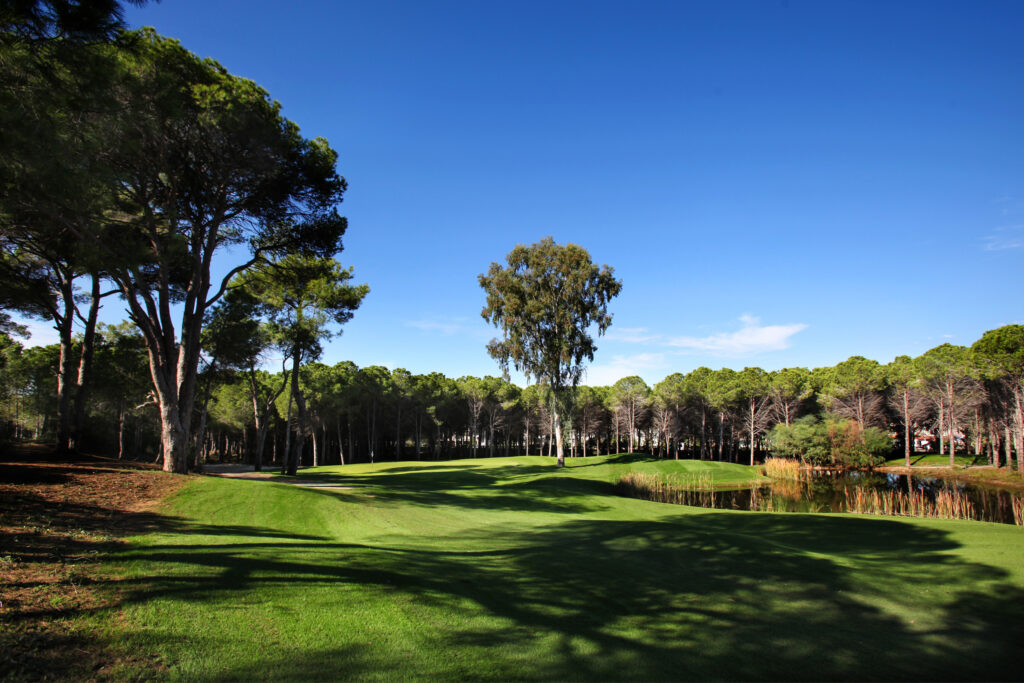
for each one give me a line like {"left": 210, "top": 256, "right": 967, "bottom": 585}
{"left": 1, "top": 322, "right": 1022, "bottom": 473}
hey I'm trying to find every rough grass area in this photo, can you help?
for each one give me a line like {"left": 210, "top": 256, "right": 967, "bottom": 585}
{"left": 0, "top": 445, "right": 188, "bottom": 680}
{"left": 73, "top": 453, "right": 1024, "bottom": 681}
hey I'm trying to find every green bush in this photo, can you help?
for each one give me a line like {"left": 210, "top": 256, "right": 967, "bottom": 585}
{"left": 769, "top": 416, "right": 892, "bottom": 468}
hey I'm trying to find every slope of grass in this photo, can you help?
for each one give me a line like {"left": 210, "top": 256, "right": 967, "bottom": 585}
{"left": 884, "top": 453, "right": 989, "bottom": 468}
{"left": 94, "top": 454, "right": 1024, "bottom": 680}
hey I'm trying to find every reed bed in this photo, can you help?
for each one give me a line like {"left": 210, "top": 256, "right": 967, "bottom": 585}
{"left": 617, "top": 470, "right": 1024, "bottom": 526}
{"left": 616, "top": 472, "right": 717, "bottom": 508}
{"left": 842, "top": 485, "right": 978, "bottom": 522}
{"left": 763, "top": 457, "right": 805, "bottom": 481}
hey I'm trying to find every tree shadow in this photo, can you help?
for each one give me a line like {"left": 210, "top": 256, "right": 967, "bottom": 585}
{"left": 93, "top": 502, "right": 1022, "bottom": 680}
{"left": 285, "top": 463, "right": 606, "bottom": 515}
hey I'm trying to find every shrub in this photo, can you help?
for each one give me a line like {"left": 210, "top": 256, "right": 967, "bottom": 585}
{"left": 769, "top": 416, "right": 893, "bottom": 468}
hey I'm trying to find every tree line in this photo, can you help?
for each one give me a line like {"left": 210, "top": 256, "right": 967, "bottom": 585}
{"left": 2, "top": 322, "right": 1022, "bottom": 473}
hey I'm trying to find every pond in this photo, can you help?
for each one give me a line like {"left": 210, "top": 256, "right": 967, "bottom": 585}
{"left": 640, "top": 471, "right": 1024, "bottom": 525}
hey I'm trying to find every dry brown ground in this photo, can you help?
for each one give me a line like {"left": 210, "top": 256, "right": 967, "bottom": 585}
{"left": 0, "top": 444, "right": 188, "bottom": 681}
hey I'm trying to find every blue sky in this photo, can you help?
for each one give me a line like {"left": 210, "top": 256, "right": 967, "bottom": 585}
{"left": 20, "top": 0, "right": 1024, "bottom": 385}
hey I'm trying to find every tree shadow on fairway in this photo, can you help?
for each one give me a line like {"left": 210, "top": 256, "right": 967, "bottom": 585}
{"left": 288, "top": 464, "right": 607, "bottom": 515}
{"left": 99, "top": 500, "right": 1023, "bottom": 681}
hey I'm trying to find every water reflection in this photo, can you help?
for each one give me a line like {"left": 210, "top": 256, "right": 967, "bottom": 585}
{"left": 669, "top": 471, "right": 1024, "bottom": 525}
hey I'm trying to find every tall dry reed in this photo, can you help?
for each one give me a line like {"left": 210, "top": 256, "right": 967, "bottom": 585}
{"left": 616, "top": 471, "right": 716, "bottom": 508}
{"left": 842, "top": 485, "right": 977, "bottom": 522}
{"left": 763, "top": 458, "right": 804, "bottom": 481}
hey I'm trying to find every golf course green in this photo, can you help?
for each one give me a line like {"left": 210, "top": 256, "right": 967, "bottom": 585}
{"left": 98, "top": 454, "right": 1024, "bottom": 680}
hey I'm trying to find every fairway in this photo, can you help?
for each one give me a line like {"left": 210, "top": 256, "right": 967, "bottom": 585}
{"left": 95, "top": 455, "right": 1024, "bottom": 680}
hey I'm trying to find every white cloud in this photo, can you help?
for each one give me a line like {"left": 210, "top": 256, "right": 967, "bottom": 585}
{"left": 406, "top": 319, "right": 465, "bottom": 335}
{"left": 983, "top": 225, "right": 1024, "bottom": 251}
{"left": 584, "top": 352, "right": 666, "bottom": 385}
{"left": 603, "top": 327, "right": 662, "bottom": 343}
{"left": 666, "top": 315, "right": 807, "bottom": 356}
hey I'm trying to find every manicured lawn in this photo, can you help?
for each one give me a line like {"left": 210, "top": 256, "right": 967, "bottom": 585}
{"left": 94, "top": 454, "right": 1024, "bottom": 680}
{"left": 884, "top": 453, "right": 992, "bottom": 468}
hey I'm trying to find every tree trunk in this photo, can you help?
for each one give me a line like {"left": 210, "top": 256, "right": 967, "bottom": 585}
{"left": 554, "top": 408, "right": 565, "bottom": 467}
{"left": 700, "top": 409, "right": 707, "bottom": 460}
{"left": 717, "top": 413, "right": 725, "bottom": 461}
{"left": 748, "top": 397, "right": 756, "bottom": 466}
{"left": 395, "top": 404, "right": 401, "bottom": 461}
{"left": 158, "top": 400, "right": 189, "bottom": 474}
{"left": 342, "top": 421, "right": 350, "bottom": 464}
{"left": 415, "top": 414, "right": 421, "bottom": 459}
{"left": 1014, "top": 387, "right": 1024, "bottom": 474}
{"left": 117, "top": 401, "right": 126, "bottom": 459}
{"left": 938, "top": 403, "right": 945, "bottom": 456}
{"left": 948, "top": 381, "right": 957, "bottom": 467}
{"left": 288, "top": 351, "right": 306, "bottom": 476}
{"left": 55, "top": 292, "right": 75, "bottom": 453}
{"left": 312, "top": 422, "right": 321, "bottom": 467}
{"left": 70, "top": 274, "right": 103, "bottom": 451}
{"left": 347, "top": 414, "right": 354, "bottom": 465}
{"left": 282, "top": 382, "right": 294, "bottom": 475}
{"left": 903, "top": 390, "right": 911, "bottom": 467}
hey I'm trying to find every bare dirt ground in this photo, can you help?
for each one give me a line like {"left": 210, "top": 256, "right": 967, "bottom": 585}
{"left": 0, "top": 443, "right": 188, "bottom": 680}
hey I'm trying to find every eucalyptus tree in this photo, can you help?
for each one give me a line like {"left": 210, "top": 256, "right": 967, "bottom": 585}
{"left": 573, "top": 385, "right": 605, "bottom": 457}
{"left": 770, "top": 367, "right": 812, "bottom": 427}
{"left": 653, "top": 373, "right": 687, "bottom": 458}
{"left": 0, "top": 331, "right": 26, "bottom": 440}
{"left": 886, "top": 355, "right": 929, "bottom": 467}
{"left": 479, "top": 237, "right": 621, "bottom": 467}
{"left": 329, "top": 360, "right": 360, "bottom": 464}
{"left": 649, "top": 391, "right": 676, "bottom": 458}
{"left": 303, "top": 362, "right": 343, "bottom": 466}
{"left": 612, "top": 376, "right": 650, "bottom": 453}
{"left": 822, "top": 356, "right": 887, "bottom": 428}
{"left": 0, "top": 241, "right": 108, "bottom": 452}
{"left": 390, "top": 368, "right": 414, "bottom": 460}
{"left": 496, "top": 379, "right": 522, "bottom": 456}
{"left": 409, "top": 372, "right": 434, "bottom": 459}
{"left": 685, "top": 367, "right": 717, "bottom": 459}
{"left": 917, "top": 344, "right": 981, "bottom": 463}
{"left": 707, "top": 368, "right": 740, "bottom": 461}
{"left": 735, "top": 367, "right": 773, "bottom": 466}
{"left": 243, "top": 254, "right": 367, "bottom": 475}
{"left": 92, "top": 321, "right": 150, "bottom": 458}
{"left": 479, "top": 376, "right": 515, "bottom": 457}
{"left": 973, "top": 325, "right": 1024, "bottom": 473}
{"left": 519, "top": 383, "right": 546, "bottom": 455}
{"left": 356, "top": 365, "right": 390, "bottom": 464}
{"left": 191, "top": 288, "right": 268, "bottom": 470}
{"left": 458, "top": 376, "right": 488, "bottom": 457}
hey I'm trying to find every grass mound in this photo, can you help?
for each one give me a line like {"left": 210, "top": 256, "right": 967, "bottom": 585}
{"left": 12, "top": 453, "right": 1024, "bottom": 680}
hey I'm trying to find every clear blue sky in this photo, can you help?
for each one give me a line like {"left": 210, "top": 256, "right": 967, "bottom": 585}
{"left": 22, "top": 0, "right": 1024, "bottom": 385}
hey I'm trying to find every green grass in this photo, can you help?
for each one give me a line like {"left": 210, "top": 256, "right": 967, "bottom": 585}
{"left": 884, "top": 453, "right": 991, "bottom": 468}
{"left": 94, "top": 453, "right": 1024, "bottom": 680}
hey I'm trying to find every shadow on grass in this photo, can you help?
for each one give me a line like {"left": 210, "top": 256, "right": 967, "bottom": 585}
{"left": 285, "top": 463, "right": 610, "bottom": 515}
{"left": 98, "top": 506, "right": 1023, "bottom": 680}
{"left": 14, "top": 453, "right": 1022, "bottom": 680}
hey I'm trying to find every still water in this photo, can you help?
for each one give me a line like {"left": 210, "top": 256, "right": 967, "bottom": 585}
{"left": 679, "top": 471, "right": 1024, "bottom": 525}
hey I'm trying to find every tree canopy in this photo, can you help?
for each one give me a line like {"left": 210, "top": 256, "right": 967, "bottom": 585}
{"left": 479, "top": 237, "right": 621, "bottom": 466}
